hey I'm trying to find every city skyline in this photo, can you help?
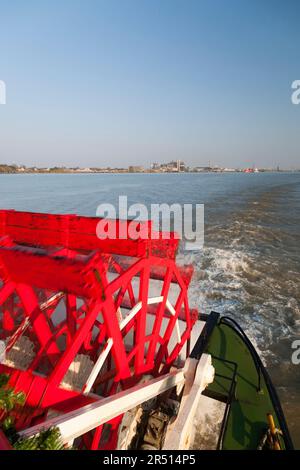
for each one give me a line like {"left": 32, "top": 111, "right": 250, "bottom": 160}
{"left": 0, "top": 159, "right": 296, "bottom": 174}
{"left": 0, "top": 1, "right": 300, "bottom": 168}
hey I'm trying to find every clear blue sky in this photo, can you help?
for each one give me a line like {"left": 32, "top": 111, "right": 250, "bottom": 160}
{"left": 0, "top": 0, "right": 299, "bottom": 168}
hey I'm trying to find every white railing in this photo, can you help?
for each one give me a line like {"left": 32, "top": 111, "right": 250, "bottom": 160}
{"left": 19, "top": 369, "right": 185, "bottom": 444}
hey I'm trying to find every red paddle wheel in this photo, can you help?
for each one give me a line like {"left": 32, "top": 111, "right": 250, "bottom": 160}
{"left": 0, "top": 210, "right": 197, "bottom": 449}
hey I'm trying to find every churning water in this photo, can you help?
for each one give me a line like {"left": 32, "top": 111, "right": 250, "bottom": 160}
{"left": 0, "top": 171, "right": 299, "bottom": 447}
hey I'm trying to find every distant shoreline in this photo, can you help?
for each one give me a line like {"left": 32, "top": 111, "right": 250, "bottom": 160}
{"left": 0, "top": 170, "right": 299, "bottom": 175}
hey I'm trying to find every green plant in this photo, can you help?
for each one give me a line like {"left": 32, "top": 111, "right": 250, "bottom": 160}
{"left": 0, "top": 373, "right": 66, "bottom": 450}
{"left": 0, "top": 373, "right": 25, "bottom": 413}
{"left": 0, "top": 373, "right": 25, "bottom": 441}
{"left": 14, "top": 427, "right": 66, "bottom": 450}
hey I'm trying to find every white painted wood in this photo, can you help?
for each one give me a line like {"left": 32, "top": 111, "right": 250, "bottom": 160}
{"left": 166, "top": 299, "right": 181, "bottom": 343}
{"left": 83, "top": 339, "right": 114, "bottom": 394}
{"left": 19, "top": 369, "right": 185, "bottom": 444}
{"left": 40, "top": 292, "right": 64, "bottom": 311}
{"left": 163, "top": 353, "right": 215, "bottom": 450}
{"left": 0, "top": 340, "right": 5, "bottom": 363}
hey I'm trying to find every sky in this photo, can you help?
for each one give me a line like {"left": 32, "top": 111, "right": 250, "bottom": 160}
{"left": 0, "top": 0, "right": 299, "bottom": 169}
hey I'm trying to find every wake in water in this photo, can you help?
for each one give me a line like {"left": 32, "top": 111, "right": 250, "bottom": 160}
{"left": 179, "top": 180, "right": 300, "bottom": 447}
{"left": 181, "top": 181, "right": 300, "bottom": 351}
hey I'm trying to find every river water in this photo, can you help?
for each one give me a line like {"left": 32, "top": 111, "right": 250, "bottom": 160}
{"left": 0, "top": 172, "right": 299, "bottom": 447}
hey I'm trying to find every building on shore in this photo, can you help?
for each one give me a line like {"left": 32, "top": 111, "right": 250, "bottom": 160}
{"left": 150, "top": 160, "right": 187, "bottom": 172}
{"left": 128, "top": 165, "right": 144, "bottom": 173}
